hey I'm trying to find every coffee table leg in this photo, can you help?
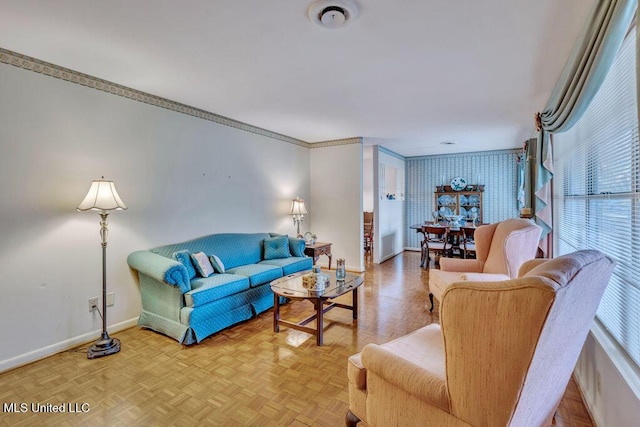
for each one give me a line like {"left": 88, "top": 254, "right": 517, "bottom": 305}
{"left": 273, "top": 293, "right": 280, "bottom": 332}
{"left": 352, "top": 288, "right": 358, "bottom": 319}
{"left": 316, "top": 299, "right": 323, "bottom": 346}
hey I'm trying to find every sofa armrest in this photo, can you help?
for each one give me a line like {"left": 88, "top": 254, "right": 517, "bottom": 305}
{"left": 127, "top": 250, "right": 191, "bottom": 293}
{"left": 361, "top": 344, "right": 449, "bottom": 412}
{"left": 289, "top": 237, "right": 306, "bottom": 257}
{"left": 439, "top": 258, "right": 483, "bottom": 272}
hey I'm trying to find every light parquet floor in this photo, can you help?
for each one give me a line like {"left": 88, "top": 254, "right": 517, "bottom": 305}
{"left": 0, "top": 251, "right": 593, "bottom": 426}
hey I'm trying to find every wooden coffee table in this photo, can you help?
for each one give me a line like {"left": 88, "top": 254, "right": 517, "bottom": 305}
{"left": 271, "top": 271, "right": 364, "bottom": 346}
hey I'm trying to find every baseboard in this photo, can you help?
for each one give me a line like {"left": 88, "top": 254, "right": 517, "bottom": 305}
{"left": 574, "top": 369, "right": 601, "bottom": 427}
{"left": 0, "top": 317, "right": 139, "bottom": 374}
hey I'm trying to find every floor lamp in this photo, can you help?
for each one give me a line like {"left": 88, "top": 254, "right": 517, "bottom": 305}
{"left": 77, "top": 177, "right": 127, "bottom": 359}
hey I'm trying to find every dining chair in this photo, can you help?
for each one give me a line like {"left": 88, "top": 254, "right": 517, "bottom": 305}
{"left": 364, "top": 211, "right": 374, "bottom": 253}
{"left": 461, "top": 226, "right": 476, "bottom": 259}
{"left": 422, "top": 225, "right": 451, "bottom": 269}
{"left": 446, "top": 227, "right": 464, "bottom": 258}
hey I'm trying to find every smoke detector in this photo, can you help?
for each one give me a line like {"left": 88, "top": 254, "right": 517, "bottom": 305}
{"left": 308, "top": 0, "right": 359, "bottom": 29}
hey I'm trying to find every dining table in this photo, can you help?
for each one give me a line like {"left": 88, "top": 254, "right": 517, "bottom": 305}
{"left": 410, "top": 222, "right": 475, "bottom": 267}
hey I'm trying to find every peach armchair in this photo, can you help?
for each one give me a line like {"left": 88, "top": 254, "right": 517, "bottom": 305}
{"left": 428, "top": 218, "right": 542, "bottom": 311}
{"left": 346, "top": 250, "right": 615, "bottom": 427}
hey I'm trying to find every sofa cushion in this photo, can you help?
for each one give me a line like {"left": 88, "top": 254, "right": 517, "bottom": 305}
{"left": 191, "top": 252, "right": 214, "bottom": 277}
{"left": 173, "top": 250, "right": 196, "bottom": 280}
{"left": 210, "top": 254, "right": 226, "bottom": 273}
{"left": 260, "top": 257, "right": 313, "bottom": 275}
{"left": 226, "top": 263, "right": 283, "bottom": 287}
{"left": 186, "top": 274, "right": 250, "bottom": 307}
{"left": 264, "top": 235, "right": 291, "bottom": 260}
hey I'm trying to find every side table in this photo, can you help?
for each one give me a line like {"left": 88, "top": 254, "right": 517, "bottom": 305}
{"left": 304, "top": 242, "right": 332, "bottom": 270}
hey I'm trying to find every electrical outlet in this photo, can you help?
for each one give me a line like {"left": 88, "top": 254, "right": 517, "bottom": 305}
{"left": 106, "top": 292, "right": 115, "bottom": 307}
{"left": 89, "top": 297, "right": 98, "bottom": 312}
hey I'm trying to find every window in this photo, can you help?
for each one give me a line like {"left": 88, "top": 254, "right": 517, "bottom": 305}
{"left": 554, "top": 28, "right": 640, "bottom": 367}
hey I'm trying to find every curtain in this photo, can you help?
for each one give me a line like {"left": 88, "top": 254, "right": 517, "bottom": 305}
{"left": 534, "top": 0, "right": 637, "bottom": 245}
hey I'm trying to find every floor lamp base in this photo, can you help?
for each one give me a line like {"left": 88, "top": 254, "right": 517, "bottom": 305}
{"left": 87, "top": 335, "right": 121, "bottom": 359}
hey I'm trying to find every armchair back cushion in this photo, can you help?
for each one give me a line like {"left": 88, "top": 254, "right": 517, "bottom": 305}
{"left": 480, "top": 218, "right": 542, "bottom": 277}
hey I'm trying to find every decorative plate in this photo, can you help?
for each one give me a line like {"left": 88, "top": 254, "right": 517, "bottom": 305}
{"left": 450, "top": 177, "right": 467, "bottom": 191}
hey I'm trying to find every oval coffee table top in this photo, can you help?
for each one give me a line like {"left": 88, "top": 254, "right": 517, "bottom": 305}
{"left": 271, "top": 271, "right": 363, "bottom": 299}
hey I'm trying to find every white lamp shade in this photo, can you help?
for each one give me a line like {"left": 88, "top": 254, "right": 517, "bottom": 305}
{"left": 77, "top": 179, "right": 128, "bottom": 211}
{"left": 289, "top": 197, "right": 308, "bottom": 215}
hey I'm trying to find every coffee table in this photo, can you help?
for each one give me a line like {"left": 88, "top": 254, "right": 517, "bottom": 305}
{"left": 271, "top": 271, "right": 364, "bottom": 346}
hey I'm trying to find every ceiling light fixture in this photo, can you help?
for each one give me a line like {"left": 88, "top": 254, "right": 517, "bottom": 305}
{"left": 440, "top": 141, "right": 458, "bottom": 145}
{"left": 308, "top": 0, "right": 359, "bottom": 29}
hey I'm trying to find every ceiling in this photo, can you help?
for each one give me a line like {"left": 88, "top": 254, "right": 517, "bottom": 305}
{"left": 0, "top": 0, "right": 594, "bottom": 157}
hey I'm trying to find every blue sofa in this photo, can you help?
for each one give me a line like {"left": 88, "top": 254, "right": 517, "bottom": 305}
{"left": 127, "top": 233, "right": 313, "bottom": 344}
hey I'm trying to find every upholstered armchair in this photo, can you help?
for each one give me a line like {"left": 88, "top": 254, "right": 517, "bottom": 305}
{"left": 346, "top": 250, "right": 615, "bottom": 427}
{"left": 428, "top": 218, "right": 542, "bottom": 311}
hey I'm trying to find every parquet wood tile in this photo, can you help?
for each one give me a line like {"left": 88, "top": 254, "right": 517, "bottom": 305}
{"left": 0, "top": 251, "right": 593, "bottom": 426}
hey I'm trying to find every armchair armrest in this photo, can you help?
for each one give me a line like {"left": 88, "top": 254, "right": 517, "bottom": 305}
{"left": 127, "top": 250, "right": 191, "bottom": 293}
{"left": 439, "top": 258, "right": 483, "bottom": 272}
{"left": 361, "top": 344, "right": 449, "bottom": 412}
{"left": 459, "top": 272, "right": 510, "bottom": 282}
{"left": 518, "top": 258, "right": 549, "bottom": 277}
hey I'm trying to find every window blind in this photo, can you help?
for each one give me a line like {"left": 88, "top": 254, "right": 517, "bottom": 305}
{"left": 554, "top": 27, "right": 640, "bottom": 368}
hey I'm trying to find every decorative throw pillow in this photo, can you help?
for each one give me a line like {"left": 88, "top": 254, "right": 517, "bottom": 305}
{"left": 264, "top": 235, "right": 291, "bottom": 260}
{"left": 173, "top": 250, "right": 196, "bottom": 280}
{"left": 190, "top": 251, "right": 214, "bottom": 277}
{"left": 209, "top": 254, "right": 226, "bottom": 274}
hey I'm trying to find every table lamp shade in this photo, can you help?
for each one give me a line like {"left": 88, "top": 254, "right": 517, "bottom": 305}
{"left": 289, "top": 197, "right": 307, "bottom": 216}
{"left": 77, "top": 179, "right": 128, "bottom": 212}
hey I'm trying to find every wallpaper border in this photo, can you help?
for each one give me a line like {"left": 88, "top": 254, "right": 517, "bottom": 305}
{"left": 0, "top": 47, "right": 362, "bottom": 150}
{"left": 311, "top": 137, "right": 364, "bottom": 148}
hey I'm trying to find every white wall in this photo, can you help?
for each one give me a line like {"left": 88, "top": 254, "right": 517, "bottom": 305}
{"left": 373, "top": 147, "right": 405, "bottom": 263}
{"left": 310, "top": 143, "right": 363, "bottom": 273}
{"left": 574, "top": 324, "right": 640, "bottom": 426}
{"left": 363, "top": 146, "right": 374, "bottom": 212}
{"left": 0, "top": 62, "right": 310, "bottom": 371}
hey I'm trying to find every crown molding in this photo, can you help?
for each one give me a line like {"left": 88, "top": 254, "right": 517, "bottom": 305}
{"left": 0, "top": 47, "right": 312, "bottom": 148}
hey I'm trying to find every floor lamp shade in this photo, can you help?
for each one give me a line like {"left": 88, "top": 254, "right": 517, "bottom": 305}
{"left": 78, "top": 177, "right": 127, "bottom": 359}
{"left": 77, "top": 179, "right": 128, "bottom": 212}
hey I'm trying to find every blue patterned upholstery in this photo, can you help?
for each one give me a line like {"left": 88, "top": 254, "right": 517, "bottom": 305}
{"left": 128, "top": 232, "right": 310, "bottom": 344}
{"left": 150, "top": 233, "right": 270, "bottom": 269}
{"left": 260, "top": 257, "right": 313, "bottom": 275}
{"left": 263, "top": 235, "right": 291, "bottom": 259}
{"left": 269, "top": 233, "right": 307, "bottom": 257}
{"left": 289, "top": 237, "right": 306, "bottom": 257}
{"left": 173, "top": 250, "right": 196, "bottom": 279}
{"left": 226, "top": 264, "right": 283, "bottom": 287}
{"left": 186, "top": 274, "right": 250, "bottom": 307}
